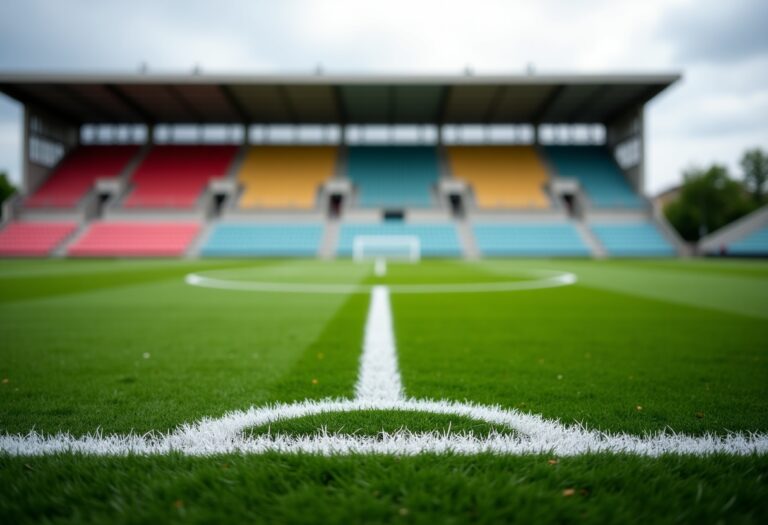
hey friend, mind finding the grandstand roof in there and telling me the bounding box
[0,73,680,125]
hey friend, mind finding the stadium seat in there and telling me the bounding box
[337,223,462,257]
[238,147,336,208]
[346,146,438,208]
[67,221,200,257]
[591,222,675,257]
[447,146,550,208]
[26,146,140,208]
[726,227,768,256]
[472,223,590,257]
[201,223,324,257]
[543,146,644,208]
[0,221,77,257]
[124,145,237,208]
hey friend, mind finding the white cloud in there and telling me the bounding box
[659,0,768,64]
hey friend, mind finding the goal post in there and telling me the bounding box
[353,235,421,262]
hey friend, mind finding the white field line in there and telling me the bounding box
[185,270,576,295]
[374,258,387,277]
[2,280,768,456]
[355,286,404,402]
[2,399,767,456]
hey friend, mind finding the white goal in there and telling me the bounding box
[353,235,421,262]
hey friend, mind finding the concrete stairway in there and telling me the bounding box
[186,220,217,258]
[455,218,479,260]
[51,221,90,258]
[225,143,250,179]
[573,220,606,259]
[119,143,152,183]
[319,219,340,259]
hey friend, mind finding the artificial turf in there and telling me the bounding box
[2,453,767,525]
[1,258,767,523]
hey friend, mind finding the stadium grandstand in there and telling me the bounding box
[698,204,768,257]
[0,73,686,259]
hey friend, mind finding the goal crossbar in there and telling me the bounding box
[353,235,421,262]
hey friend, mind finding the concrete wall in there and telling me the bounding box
[23,105,79,196]
[606,106,644,195]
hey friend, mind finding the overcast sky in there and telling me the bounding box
[0,0,766,194]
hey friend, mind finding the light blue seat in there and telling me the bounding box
[728,227,768,255]
[337,223,462,257]
[544,146,644,209]
[201,223,323,257]
[591,222,675,257]
[473,223,590,257]
[347,146,438,208]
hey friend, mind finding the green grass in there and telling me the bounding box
[1,454,766,524]
[395,262,768,435]
[1,258,767,523]
[247,411,513,437]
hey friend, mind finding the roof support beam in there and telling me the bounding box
[333,85,348,125]
[483,86,506,123]
[105,85,153,123]
[433,86,451,145]
[567,85,612,122]
[166,86,202,122]
[58,85,117,122]
[333,85,348,143]
[219,85,250,124]
[388,86,396,125]
[277,85,298,124]
[529,85,565,124]
[435,86,450,124]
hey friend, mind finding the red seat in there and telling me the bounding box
[26,146,139,208]
[67,221,200,257]
[0,221,77,256]
[124,146,237,209]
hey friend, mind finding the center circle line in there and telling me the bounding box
[184,270,577,294]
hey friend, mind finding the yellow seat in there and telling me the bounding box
[447,146,550,209]
[238,147,337,209]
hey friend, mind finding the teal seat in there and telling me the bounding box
[473,223,590,257]
[544,146,644,209]
[347,146,438,208]
[728,227,768,255]
[591,222,675,257]
[201,223,323,257]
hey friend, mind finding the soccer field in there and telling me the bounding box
[1,258,767,523]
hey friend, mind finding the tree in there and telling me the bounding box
[664,164,755,241]
[740,148,768,204]
[0,172,15,208]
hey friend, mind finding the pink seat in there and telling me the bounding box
[124,146,238,209]
[67,221,200,257]
[0,222,77,256]
[26,146,139,208]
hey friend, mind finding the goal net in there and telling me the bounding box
[353,235,421,262]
